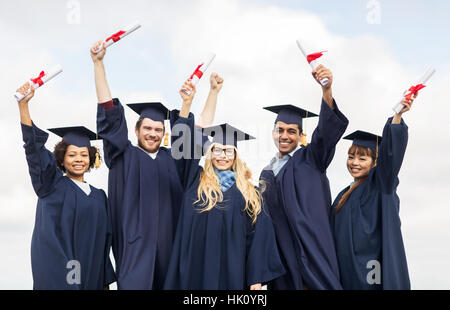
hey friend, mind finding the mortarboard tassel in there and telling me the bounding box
[95,132,101,168]
[300,133,308,147]
[163,132,169,146]
[374,136,379,167]
[300,110,309,147]
[95,148,101,168]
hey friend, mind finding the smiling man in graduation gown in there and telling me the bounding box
[90,41,222,289]
[91,43,183,290]
[260,65,349,290]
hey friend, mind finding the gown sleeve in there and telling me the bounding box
[245,201,286,287]
[170,110,209,189]
[96,98,130,168]
[21,122,62,198]
[374,117,409,194]
[102,191,117,286]
[308,99,349,172]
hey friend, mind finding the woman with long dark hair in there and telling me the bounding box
[330,95,417,290]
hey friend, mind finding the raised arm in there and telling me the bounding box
[195,73,223,128]
[91,41,112,103]
[16,83,60,197]
[307,65,349,172]
[91,41,129,167]
[171,80,211,189]
[313,65,334,109]
[374,95,415,193]
[16,82,33,126]
[172,80,201,188]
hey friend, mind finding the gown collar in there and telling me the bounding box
[69,178,91,196]
[137,145,159,159]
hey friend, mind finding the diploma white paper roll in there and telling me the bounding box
[14,65,63,102]
[94,21,141,53]
[393,67,436,114]
[296,39,329,86]
[183,53,216,96]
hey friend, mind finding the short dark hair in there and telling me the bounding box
[53,139,99,173]
[273,122,303,135]
[135,118,165,132]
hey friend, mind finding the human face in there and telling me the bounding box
[347,151,375,181]
[211,143,235,171]
[272,121,301,156]
[63,145,90,179]
[135,118,165,153]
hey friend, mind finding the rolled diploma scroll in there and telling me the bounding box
[14,65,63,102]
[296,39,329,86]
[393,67,436,113]
[183,53,216,96]
[94,21,141,53]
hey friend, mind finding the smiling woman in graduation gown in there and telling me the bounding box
[329,97,415,290]
[16,83,116,290]
[164,81,285,290]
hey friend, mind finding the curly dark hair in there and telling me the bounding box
[53,139,100,173]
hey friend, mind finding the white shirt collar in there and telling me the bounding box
[138,146,159,159]
[69,178,91,195]
[276,145,301,160]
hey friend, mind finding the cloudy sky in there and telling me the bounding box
[1,0,449,289]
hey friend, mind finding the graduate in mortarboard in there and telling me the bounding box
[15,83,116,290]
[259,65,349,290]
[164,80,285,290]
[329,95,417,290]
[90,41,223,289]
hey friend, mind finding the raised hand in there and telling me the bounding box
[398,92,417,115]
[179,79,196,105]
[312,64,333,90]
[209,72,224,93]
[90,41,106,63]
[393,92,417,124]
[16,82,35,105]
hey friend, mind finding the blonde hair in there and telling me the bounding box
[195,143,263,224]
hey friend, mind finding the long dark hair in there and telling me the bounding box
[334,145,377,213]
[53,139,100,173]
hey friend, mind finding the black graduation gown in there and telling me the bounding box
[97,98,183,290]
[330,117,410,290]
[259,99,348,290]
[21,123,116,290]
[164,112,285,290]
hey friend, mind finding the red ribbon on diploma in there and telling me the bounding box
[106,30,126,43]
[190,63,204,80]
[306,51,327,63]
[31,71,45,86]
[404,84,426,101]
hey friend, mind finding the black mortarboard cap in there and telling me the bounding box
[343,130,382,152]
[203,123,255,148]
[263,104,318,128]
[127,102,170,122]
[47,126,100,148]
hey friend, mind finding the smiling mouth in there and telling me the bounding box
[72,164,85,170]
[350,168,362,173]
[279,141,291,146]
[216,160,229,165]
